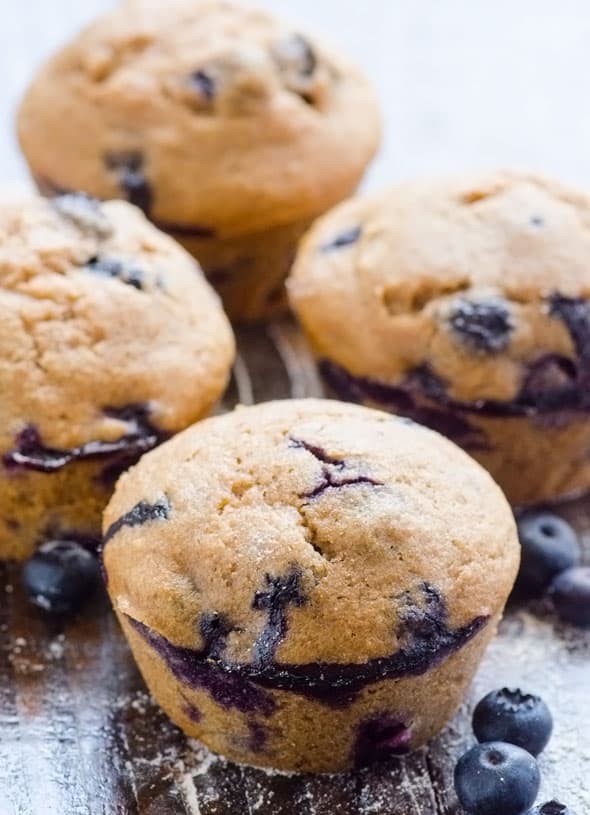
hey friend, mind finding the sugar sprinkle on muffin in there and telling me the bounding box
[103,398,518,773]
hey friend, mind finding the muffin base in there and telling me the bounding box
[162,217,315,324]
[117,611,499,774]
[0,461,109,560]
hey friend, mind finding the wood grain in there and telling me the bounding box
[0,324,589,815]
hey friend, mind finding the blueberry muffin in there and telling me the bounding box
[103,399,518,773]
[17,0,381,323]
[0,192,234,560]
[289,172,590,506]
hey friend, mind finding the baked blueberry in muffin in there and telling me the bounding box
[103,399,518,772]
[0,192,234,560]
[17,0,381,322]
[289,172,590,505]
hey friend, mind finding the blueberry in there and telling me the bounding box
[473,688,553,756]
[519,355,578,411]
[448,298,514,353]
[549,566,590,628]
[189,69,216,101]
[528,802,576,815]
[22,540,100,615]
[454,742,540,815]
[320,225,362,252]
[515,513,580,597]
[273,33,317,78]
[104,151,153,215]
[272,33,318,104]
[87,256,145,290]
[353,715,412,767]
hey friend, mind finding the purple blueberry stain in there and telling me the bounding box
[278,33,317,77]
[104,151,153,215]
[86,256,146,291]
[126,579,488,707]
[549,294,590,389]
[354,714,412,767]
[180,695,202,723]
[289,437,383,499]
[321,225,362,253]
[396,582,447,642]
[199,611,234,660]
[519,354,579,412]
[189,69,216,101]
[252,567,307,668]
[320,293,590,437]
[247,721,269,753]
[102,495,170,546]
[3,404,166,487]
[448,297,514,353]
[127,616,277,717]
[319,360,489,450]
[320,292,590,441]
[273,33,318,103]
[36,173,217,240]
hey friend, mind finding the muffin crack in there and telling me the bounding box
[289,436,383,499]
[293,504,330,560]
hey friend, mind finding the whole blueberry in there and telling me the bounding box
[454,742,540,815]
[528,802,576,815]
[473,688,553,756]
[22,540,100,615]
[515,513,580,597]
[549,566,590,628]
[448,297,513,353]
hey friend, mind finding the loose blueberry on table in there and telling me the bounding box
[472,688,553,756]
[454,742,541,815]
[515,512,580,597]
[549,566,590,628]
[528,802,576,815]
[22,540,101,615]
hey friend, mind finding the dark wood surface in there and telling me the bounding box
[0,322,588,815]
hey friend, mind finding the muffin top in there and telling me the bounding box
[18,0,381,237]
[289,172,590,410]
[103,399,518,696]
[0,192,234,470]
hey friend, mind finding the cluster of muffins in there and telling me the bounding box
[2,0,586,776]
